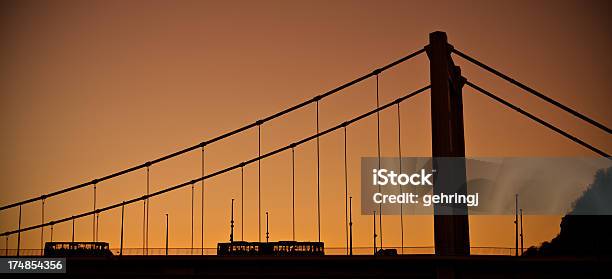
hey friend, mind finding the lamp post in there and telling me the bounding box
[265,212,269,243]
[230,199,234,243]
[165,214,169,256]
[373,210,377,255]
[520,209,524,255]
[349,197,353,256]
[120,204,124,256]
[515,194,518,256]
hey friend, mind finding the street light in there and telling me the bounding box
[165,214,169,256]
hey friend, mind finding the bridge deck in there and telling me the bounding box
[5,255,607,279]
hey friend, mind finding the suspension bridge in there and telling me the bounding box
[1,31,610,260]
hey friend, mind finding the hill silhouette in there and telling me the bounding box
[525,166,612,256]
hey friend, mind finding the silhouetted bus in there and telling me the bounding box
[44,242,113,257]
[217,241,324,256]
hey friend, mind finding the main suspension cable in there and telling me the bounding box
[453,48,611,135]
[466,81,609,158]
[0,85,430,237]
[0,48,426,213]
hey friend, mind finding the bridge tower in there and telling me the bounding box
[426,31,470,256]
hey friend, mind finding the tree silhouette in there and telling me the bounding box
[524,166,612,256]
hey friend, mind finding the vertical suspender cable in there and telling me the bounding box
[349,196,353,256]
[142,199,146,254]
[258,124,262,242]
[146,166,150,255]
[201,145,205,255]
[520,209,524,255]
[0,83,436,246]
[373,210,377,254]
[291,147,296,241]
[5,236,7,256]
[265,212,269,242]
[316,100,321,242]
[17,205,21,256]
[96,213,99,242]
[375,74,383,249]
[241,165,244,241]
[71,217,75,242]
[93,183,96,242]
[41,199,45,253]
[50,225,53,242]
[397,103,404,254]
[120,203,124,256]
[191,182,194,254]
[344,126,349,255]
[515,194,519,256]
[165,214,169,255]
[230,199,235,242]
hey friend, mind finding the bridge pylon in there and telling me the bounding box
[426,31,470,256]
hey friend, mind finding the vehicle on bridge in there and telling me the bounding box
[217,241,324,256]
[375,248,398,256]
[44,242,114,257]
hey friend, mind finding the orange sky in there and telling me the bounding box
[1,0,610,252]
